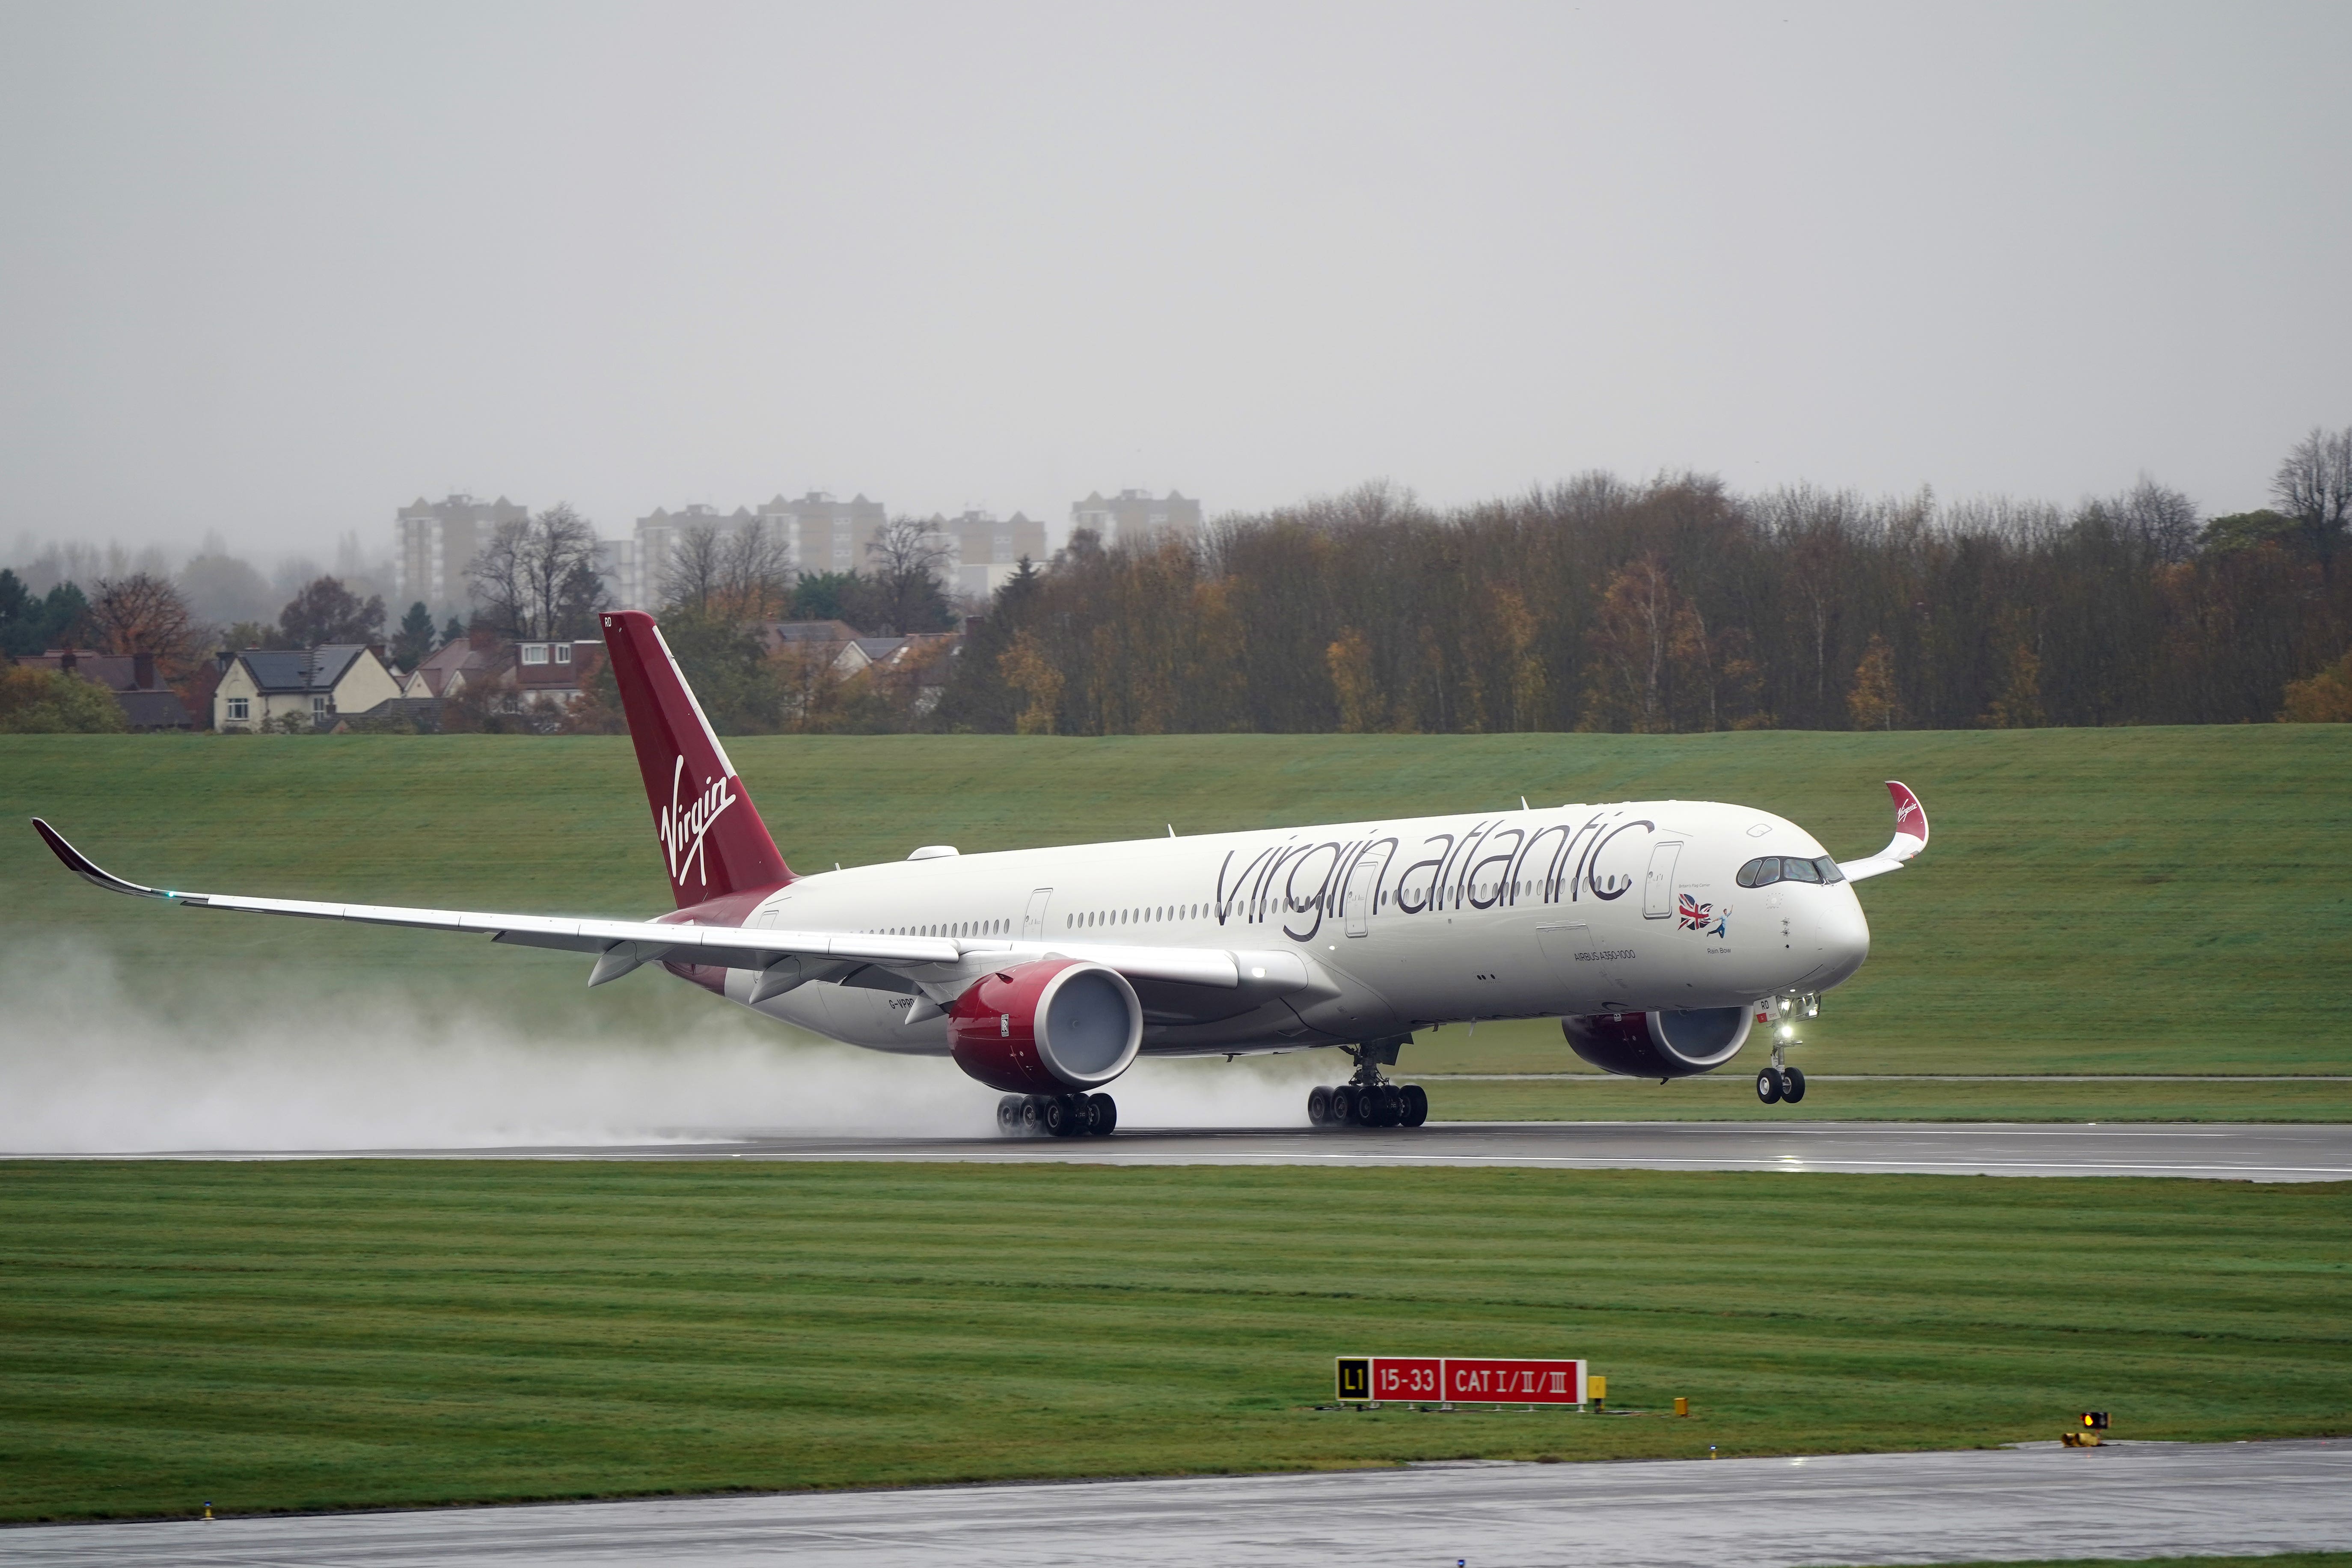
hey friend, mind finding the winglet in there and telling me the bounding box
[30,818,172,900]
[1836,781,1930,883]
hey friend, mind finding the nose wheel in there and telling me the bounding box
[1755,993,1816,1108]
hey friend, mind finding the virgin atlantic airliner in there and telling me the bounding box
[33,610,1929,1137]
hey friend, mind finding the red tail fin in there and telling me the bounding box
[600,610,794,907]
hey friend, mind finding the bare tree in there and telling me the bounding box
[2271,425,2352,561]
[2116,475,2201,565]
[659,522,727,617]
[471,504,606,638]
[863,516,954,635]
[717,519,794,620]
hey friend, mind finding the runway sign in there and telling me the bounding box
[1337,1356,1584,1405]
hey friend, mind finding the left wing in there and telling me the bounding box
[1836,780,1930,883]
[29,817,1257,996]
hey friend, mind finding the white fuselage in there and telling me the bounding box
[720,799,1871,1059]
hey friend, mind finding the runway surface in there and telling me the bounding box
[71,1121,2352,1180]
[11,1439,2346,1567]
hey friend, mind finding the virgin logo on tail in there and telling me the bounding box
[660,754,736,889]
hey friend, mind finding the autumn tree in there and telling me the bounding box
[2279,649,2352,722]
[998,629,1063,735]
[1580,555,1678,732]
[1848,634,1900,730]
[1981,615,2046,728]
[1327,628,1380,732]
[88,572,202,679]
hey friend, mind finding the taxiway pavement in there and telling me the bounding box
[78,1121,2352,1180]
[9,1439,2346,1567]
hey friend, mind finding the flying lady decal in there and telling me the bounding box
[1677,893,1728,938]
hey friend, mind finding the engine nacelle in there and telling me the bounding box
[947,959,1143,1094]
[1561,1006,1753,1078]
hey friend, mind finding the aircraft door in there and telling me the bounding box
[1642,841,1684,919]
[1022,888,1054,940]
[1342,844,1389,937]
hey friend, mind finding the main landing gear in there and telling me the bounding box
[1754,992,1817,1106]
[1309,1039,1429,1130]
[998,1092,1118,1138]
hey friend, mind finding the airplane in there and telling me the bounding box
[32,609,1929,1138]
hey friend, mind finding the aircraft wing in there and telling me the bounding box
[30,817,1246,992]
[1835,780,1930,883]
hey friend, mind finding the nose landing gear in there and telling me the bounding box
[1754,993,1817,1107]
[1309,1038,1428,1130]
[997,1092,1118,1137]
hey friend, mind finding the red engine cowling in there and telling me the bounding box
[947,959,1144,1093]
[1561,1006,1753,1078]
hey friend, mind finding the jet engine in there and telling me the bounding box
[947,959,1144,1093]
[1561,1006,1753,1078]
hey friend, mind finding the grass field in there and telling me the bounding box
[3,726,2347,1122]
[0,1159,2344,1522]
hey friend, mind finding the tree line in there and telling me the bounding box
[936,428,2352,734]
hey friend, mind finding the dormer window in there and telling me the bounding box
[522,644,549,665]
[553,644,573,664]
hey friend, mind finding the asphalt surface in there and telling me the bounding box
[11,1440,2346,1567]
[80,1121,2352,1180]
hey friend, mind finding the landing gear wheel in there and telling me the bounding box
[1401,1084,1429,1127]
[1088,1093,1118,1136]
[1354,1086,1384,1127]
[1042,1096,1072,1137]
[1020,1095,1045,1134]
[997,1095,1024,1134]
[1307,1085,1333,1126]
[1755,1068,1783,1105]
[1782,1067,1806,1104]
[1328,1085,1354,1126]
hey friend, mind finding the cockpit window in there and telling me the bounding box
[1814,856,1846,884]
[1736,857,1781,887]
[1739,854,1845,887]
[1782,857,1822,883]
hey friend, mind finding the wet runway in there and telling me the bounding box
[10,1439,2346,1567]
[51,1122,2352,1180]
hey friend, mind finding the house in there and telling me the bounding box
[400,634,601,711]
[506,638,602,707]
[212,645,403,731]
[753,619,861,659]
[399,635,497,700]
[18,648,195,730]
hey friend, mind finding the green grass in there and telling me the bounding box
[0,1160,2344,1522]
[3,726,2347,1108]
[1422,1075,2352,1123]
[1892,1559,2352,1568]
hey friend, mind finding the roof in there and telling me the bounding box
[116,689,193,729]
[757,619,860,647]
[405,637,495,697]
[234,645,374,694]
[22,650,151,692]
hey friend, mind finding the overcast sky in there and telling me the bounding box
[2,1,2346,561]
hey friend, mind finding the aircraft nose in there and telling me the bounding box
[1816,886,1871,988]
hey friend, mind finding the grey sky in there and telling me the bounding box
[2,1,2345,562]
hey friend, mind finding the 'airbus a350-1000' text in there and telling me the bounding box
[33,610,1930,1137]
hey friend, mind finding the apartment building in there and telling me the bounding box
[938,509,1048,598]
[1069,489,1203,549]
[393,494,529,615]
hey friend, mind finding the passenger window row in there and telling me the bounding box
[1736,855,1845,887]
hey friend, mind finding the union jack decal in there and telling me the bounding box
[1678,894,1729,938]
